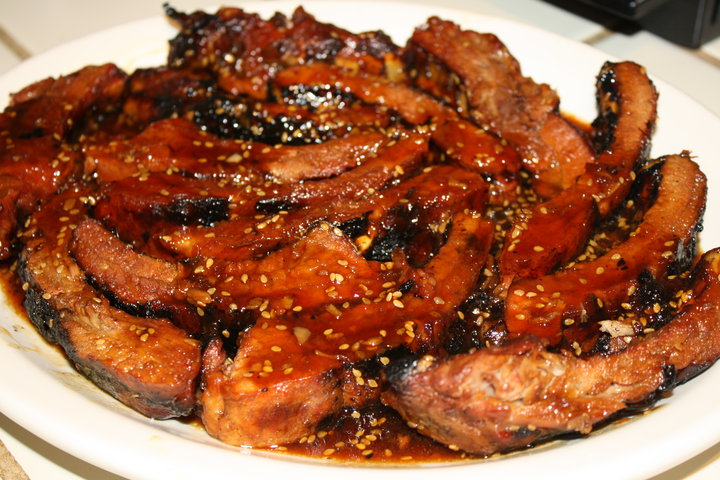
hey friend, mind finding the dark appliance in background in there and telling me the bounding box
[558,0,720,48]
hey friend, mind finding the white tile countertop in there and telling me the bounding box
[1,1,720,479]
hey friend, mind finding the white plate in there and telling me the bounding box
[1,2,720,479]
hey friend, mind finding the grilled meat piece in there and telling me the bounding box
[199,212,492,447]
[384,247,720,456]
[117,66,214,134]
[275,63,445,125]
[505,153,706,343]
[405,17,593,196]
[92,174,233,247]
[17,186,201,419]
[85,117,392,184]
[166,6,401,99]
[0,64,126,260]
[193,91,397,145]
[155,133,430,261]
[2,63,126,139]
[70,218,395,335]
[498,61,658,284]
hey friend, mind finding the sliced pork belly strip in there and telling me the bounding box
[274,63,522,184]
[156,134,430,260]
[0,64,126,259]
[85,117,390,183]
[384,247,720,456]
[199,212,493,447]
[92,174,235,246]
[405,17,594,195]
[158,163,484,264]
[498,61,658,284]
[505,154,706,343]
[275,63,446,125]
[430,117,521,177]
[69,218,394,334]
[166,6,400,99]
[2,63,126,139]
[17,187,200,419]
[581,61,658,216]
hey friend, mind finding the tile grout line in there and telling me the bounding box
[692,48,720,69]
[0,24,31,60]
[580,28,617,46]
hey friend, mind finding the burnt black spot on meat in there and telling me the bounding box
[254,196,300,214]
[382,350,419,385]
[337,215,369,238]
[304,37,343,62]
[201,310,256,358]
[193,94,338,144]
[365,225,418,262]
[17,128,45,139]
[591,63,619,154]
[152,196,229,226]
[17,261,60,343]
[634,269,673,329]
[276,84,355,110]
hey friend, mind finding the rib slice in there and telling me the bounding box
[383,247,720,456]
[85,117,390,183]
[404,16,594,195]
[0,64,127,259]
[199,213,493,447]
[498,62,658,285]
[504,153,706,343]
[166,6,400,99]
[17,186,201,419]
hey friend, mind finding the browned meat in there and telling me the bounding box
[166,6,401,99]
[499,188,598,283]
[0,64,127,259]
[199,212,493,447]
[117,66,214,134]
[275,63,445,125]
[498,61,658,285]
[92,174,235,246]
[70,217,395,334]
[2,63,126,139]
[17,186,201,419]
[156,160,482,264]
[405,17,594,196]
[155,133,430,260]
[274,63,522,195]
[505,154,706,343]
[384,247,720,456]
[194,90,398,145]
[430,117,521,177]
[4,3,720,462]
[85,117,394,184]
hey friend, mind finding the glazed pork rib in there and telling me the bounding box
[3,3,720,461]
[383,246,720,456]
[504,153,706,343]
[404,16,594,196]
[17,186,201,419]
[498,61,658,284]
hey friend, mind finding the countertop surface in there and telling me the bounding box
[1,1,719,479]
